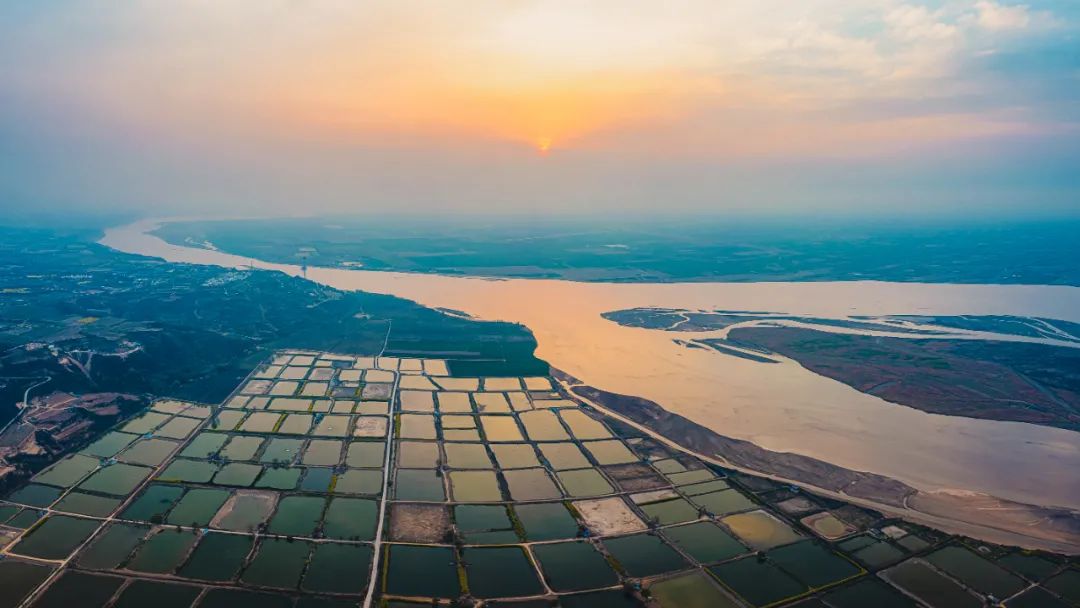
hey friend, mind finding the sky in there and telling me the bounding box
[0,1,1077,217]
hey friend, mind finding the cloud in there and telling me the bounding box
[976,1,1031,30]
[0,0,1077,216]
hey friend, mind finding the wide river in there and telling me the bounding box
[102,220,1080,513]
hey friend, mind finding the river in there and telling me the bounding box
[101,220,1080,516]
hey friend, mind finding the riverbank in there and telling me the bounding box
[101,219,1080,551]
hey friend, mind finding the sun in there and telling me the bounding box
[536,136,553,155]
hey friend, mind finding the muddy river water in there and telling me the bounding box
[102,220,1080,514]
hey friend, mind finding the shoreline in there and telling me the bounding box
[99,218,1080,551]
[561,374,1080,554]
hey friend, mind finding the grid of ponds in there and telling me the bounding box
[0,350,1076,607]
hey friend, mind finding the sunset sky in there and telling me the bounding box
[1,1,1077,216]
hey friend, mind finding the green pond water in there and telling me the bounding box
[78,523,148,569]
[177,532,253,581]
[1009,587,1073,608]
[32,571,123,608]
[897,534,931,552]
[199,588,293,608]
[668,468,716,485]
[767,541,862,588]
[532,541,619,592]
[254,467,301,490]
[515,502,579,541]
[925,546,1025,599]
[122,484,185,521]
[650,572,740,608]
[32,454,100,487]
[0,560,54,608]
[466,530,520,544]
[11,515,100,559]
[155,416,201,439]
[180,433,228,458]
[456,506,517,541]
[302,543,373,594]
[213,463,263,487]
[333,469,383,495]
[394,469,445,501]
[53,491,120,517]
[1044,571,1080,604]
[682,479,730,496]
[346,441,385,467]
[220,436,264,460]
[268,495,325,536]
[158,459,219,483]
[837,534,877,552]
[80,431,139,458]
[322,497,377,540]
[558,469,614,497]
[455,504,511,531]
[121,411,170,434]
[996,553,1058,581]
[111,580,202,608]
[640,498,699,525]
[300,467,334,492]
[709,557,809,606]
[464,546,544,598]
[603,533,689,577]
[7,483,61,507]
[823,578,917,608]
[4,509,41,529]
[119,438,179,466]
[384,544,459,599]
[78,462,152,496]
[851,539,906,569]
[260,437,304,464]
[559,590,642,608]
[126,529,198,573]
[651,458,687,474]
[691,489,756,516]
[295,598,358,608]
[241,538,312,589]
[662,521,747,563]
[883,559,981,608]
[166,488,230,526]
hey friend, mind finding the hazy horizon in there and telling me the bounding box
[2,1,1078,217]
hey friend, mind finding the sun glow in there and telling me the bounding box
[536,137,553,154]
